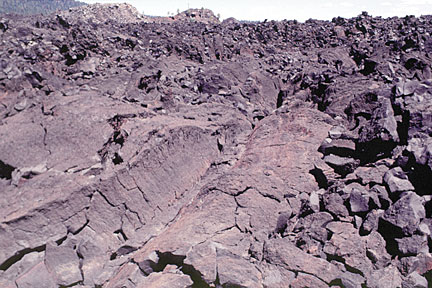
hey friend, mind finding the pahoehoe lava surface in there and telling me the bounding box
[0,3,432,287]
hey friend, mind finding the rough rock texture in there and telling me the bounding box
[0,4,432,287]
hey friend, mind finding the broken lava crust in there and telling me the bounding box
[0,3,432,288]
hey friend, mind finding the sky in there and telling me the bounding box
[81,0,432,22]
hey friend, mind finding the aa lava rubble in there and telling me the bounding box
[0,3,431,288]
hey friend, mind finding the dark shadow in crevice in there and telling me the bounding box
[0,244,46,271]
[377,218,403,258]
[151,251,211,288]
[309,167,328,189]
[0,160,15,180]
[276,90,286,108]
[112,153,124,165]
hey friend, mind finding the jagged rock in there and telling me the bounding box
[319,137,356,157]
[365,231,392,269]
[324,154,359,176]
[353,164,388,186]
[136,271,193,288]
[381,192,425,236]
[292,212,333,255]
[323,192,350,218]
[44,242,83,286]
[308,190,321,213]
[402,271,429,288]
[347,183,371,213]
[323,222,372,274]
[384,167,415,195]
[15,262,57,288]
[1,250,44,282]
[339,271,366,288]
[264,238,341,284]
[216,250,262,288]
[1,3,432,287]
[367,264,403,288]
[370,184,391,209]
[361,209,384,234]
[396,235,429,256]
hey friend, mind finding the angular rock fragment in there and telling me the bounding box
[381,192,425,236]
[15,262,57,288]
[367,265,402,288]
[319,137,356,157]
[348,184,371,213]
[396,235,429,256]
[402,271,428,288]
[44,242,83,286]
[324,154,359,176]
[264,238,341,285]
[384,167,415,195]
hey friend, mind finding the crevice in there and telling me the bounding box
[56,235,68,245]
[98,114,134,165]
[114,228,128,242]
[123,203,145,226]
[377,218,403,257]
[329,279,345,287]
[257,190,281,203]
[112,152,124,165]
[71,219,89,235]
[76,249,84,287]
[0,159,15,180]
[276,90,286,108]
[146,251,211,288]
[217,139,224,153]
[0,244,46,271]
[326,253,364,277]
[224,186,252,197]
[40,123,52,155]
[309,167,328,189]
[110,245,138,260]
[97,191,117,208]
[424,270,432,288]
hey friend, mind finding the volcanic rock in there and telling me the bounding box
[1,3,432,287]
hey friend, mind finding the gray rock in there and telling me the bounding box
[324,154,360,176]
[367,265,402,288]
[323,192,350,218]
[44,242,83,286]
[354,164,388,186]
[396,235,429,256]
[264,238,341,284]
[349,185,370,213]
[15,262,57,288]
[384,167,415,194]
[309,190,321,213]
[402,271,428,288]
[361,209,384,234]
[382,192,425,236]
[319,138,356,157]
[136,271,193,288]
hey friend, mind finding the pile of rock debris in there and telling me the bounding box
[0,4,431,288]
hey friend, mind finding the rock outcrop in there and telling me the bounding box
[0,4,431,287]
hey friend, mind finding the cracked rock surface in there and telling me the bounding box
[0,4,432,287]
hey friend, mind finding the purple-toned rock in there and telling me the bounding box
[44,242,83,286]
[384,167,415,194]
[381,192,425,236]
[15,262,57,288]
